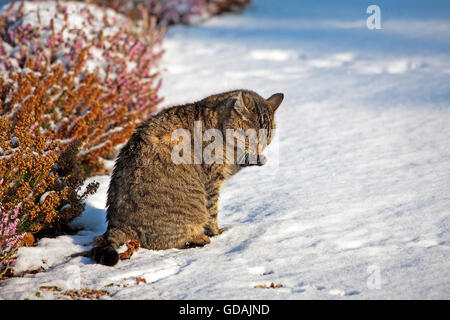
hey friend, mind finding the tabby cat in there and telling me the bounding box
[89,89,283,266]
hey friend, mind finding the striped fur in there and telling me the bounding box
[90,90,283,266]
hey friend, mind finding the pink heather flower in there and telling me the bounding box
[1,204,25,261]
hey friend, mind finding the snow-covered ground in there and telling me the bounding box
[1,0,450,299]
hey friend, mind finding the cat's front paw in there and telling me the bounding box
[239,153,267,167]
[205,227,226,237]
[185,234,211,248]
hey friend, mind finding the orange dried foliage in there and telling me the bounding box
[118,239,141,260]
[136,277,147,284]
[2,60,137,176]
[254,282,283,289]
[0,60,105,233]
[17,232,35,247]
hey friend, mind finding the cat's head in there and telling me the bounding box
[226,90,283,152]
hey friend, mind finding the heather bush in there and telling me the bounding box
[0,1,163,272]
[0,204,24,277]
[0,64,101,227]
[0,95,97,273]
[0,1,164,173]
[90,0,251,25]
[206,0,251,18]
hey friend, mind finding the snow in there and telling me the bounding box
[5,1,125,42]
[1,0,450,299]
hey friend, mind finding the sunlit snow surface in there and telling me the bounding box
[1,0,449,299]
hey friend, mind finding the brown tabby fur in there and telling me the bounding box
[89,90,283,266]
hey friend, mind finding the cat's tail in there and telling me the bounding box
[88,234,120,266]
[67,230,128,266]
[65,246,118,267]
[88,245,119,266]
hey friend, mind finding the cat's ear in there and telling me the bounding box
[266,93,284,112]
